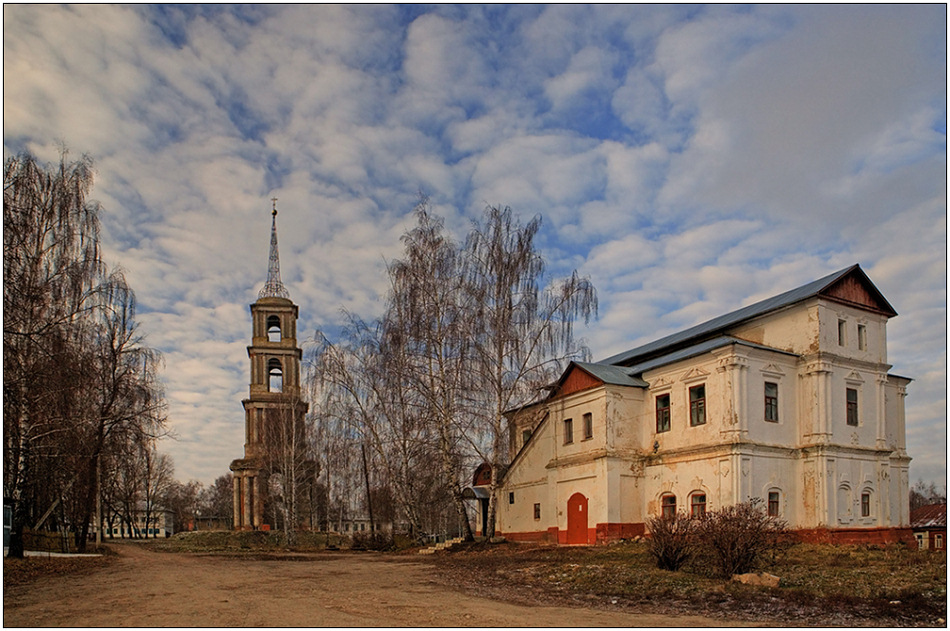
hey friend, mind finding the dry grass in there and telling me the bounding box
[429,540,947,627]
[6,533,944,626]
[146,529,352,553]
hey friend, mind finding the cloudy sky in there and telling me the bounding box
[4,4,946,489]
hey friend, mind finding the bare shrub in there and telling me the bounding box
[647,512,696,571]
[695,498,788,578]
[350,531,393,551]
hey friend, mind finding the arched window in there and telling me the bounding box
[861,489,873,518]
[268,358,283,392]
[661,494,677,519]
[690,492,706,518]
[267,315,281,343]
[767,490,781,517]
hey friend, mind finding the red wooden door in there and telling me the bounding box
[566,492,588,544]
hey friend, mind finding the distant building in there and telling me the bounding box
[487,265,913,545]
[97,506,175,539]
[910,504,946,550]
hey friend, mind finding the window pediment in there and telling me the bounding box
[680,367,709,384]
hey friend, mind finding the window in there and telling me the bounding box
[861,492,871,517]
[522,429,532,447]
[846,388,859,426]
[857,324,867,351]
[267,315,281,343]
[936,534,944,549]
[508,492,515,505]
[689,385,706,426]
[583,413,593,440]
[764,382,779,422]
[838,319,847,346]
[656,394,671,433]
[916,533,925,549]
[690,493,706,518]
[268,357,283,392]
[563,418,574,444]
[768,491,780,517]
[534,503,541,520]
[661,495,676,518]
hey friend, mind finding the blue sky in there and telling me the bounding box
[4,4,946,488]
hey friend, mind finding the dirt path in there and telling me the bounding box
[4,542,747,627]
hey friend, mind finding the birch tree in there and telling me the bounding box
[4,151,167,554]
[385,199,476,541]
[463,205,597,537]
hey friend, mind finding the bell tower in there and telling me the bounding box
[230,200,309,530]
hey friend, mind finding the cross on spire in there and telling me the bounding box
[259,200,290,300]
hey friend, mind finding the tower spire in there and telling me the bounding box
[259,198,290,300]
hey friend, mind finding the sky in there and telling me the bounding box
[4,4,947,490]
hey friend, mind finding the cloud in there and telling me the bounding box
[3,5,944,488]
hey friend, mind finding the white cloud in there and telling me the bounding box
[4,5,944,488]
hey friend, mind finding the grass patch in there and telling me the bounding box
[4,554,113,591]
[430,540,947,626]
[147,529,351,553]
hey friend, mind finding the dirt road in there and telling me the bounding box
[4,542,744,627]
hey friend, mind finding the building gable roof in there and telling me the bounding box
[600,264,895,367]
[911,503,947,530]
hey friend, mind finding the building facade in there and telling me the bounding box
[493,265,913,545]
[230,204,309,530]
[910,504,946,550]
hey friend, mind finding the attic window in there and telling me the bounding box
[689,385,706,426]
[656,394,671,433]
[563,418,574,444]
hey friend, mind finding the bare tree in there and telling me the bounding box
[198,474,234,529]
[164,479,202,533]
[4,150,167,554]
[463,205,597,537]
[4,151,105,556]
[260,393,313,545]
[910,479,947,511]
[309,315,444,539]
[384,199,476,540]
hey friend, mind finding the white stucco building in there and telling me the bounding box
[487,265,913,545]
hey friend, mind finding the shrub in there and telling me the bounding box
[646,511,696,571]
[350,531,394,551]
[695,498,788,578]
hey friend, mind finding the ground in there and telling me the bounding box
[3,541,747,627]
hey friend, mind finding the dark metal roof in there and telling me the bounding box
[573,362,649,388]
[624,336,797,376]
[911,504,947,529]
[600,264,893,367]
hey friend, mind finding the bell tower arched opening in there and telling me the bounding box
[267,315,281,342]
[268,357,283,393]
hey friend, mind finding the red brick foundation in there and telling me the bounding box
[794,527,916,546]
[596,522,646,544]
[500,524,915,547]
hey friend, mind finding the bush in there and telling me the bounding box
[350,531,394,551]
[695,498,788,578]
[646,512,696,571]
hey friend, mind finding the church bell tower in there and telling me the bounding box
[230,200,308,530]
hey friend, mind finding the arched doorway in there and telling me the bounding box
[566,492,588,544]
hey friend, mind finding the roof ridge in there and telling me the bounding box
[599,265,868,366]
